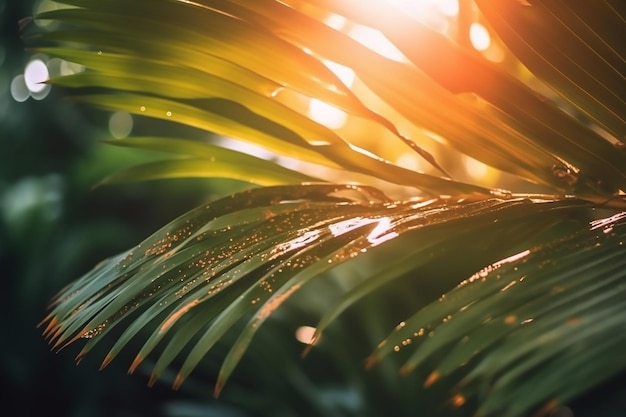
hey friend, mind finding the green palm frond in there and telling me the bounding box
[41,185,587,391]
[27,0,626,416]
[475,0,626,141]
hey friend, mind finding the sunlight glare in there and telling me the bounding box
[323,60,356,88]
[308,98,347,129]
[24,59,49,93]
[215,137,276,160]
[323,13,347,31]
[389,0,454,33]
[348,25,407,62]
[464,155,489,180]
[367,217,398,246]
[395,152,421,171]
[328,217,398,247]
[439,0,459,17]
[469,22,491,52]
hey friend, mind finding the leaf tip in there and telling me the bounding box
[173,374,185,391]
[364,356,379,370]
[148,373,159,388]
[40,315,59,339]
[75,348,89,365]
[18,16,34,33]
[450,393,466,408]
[424,371,439,387]
[213,381,224,398]
[128,354,143,374]
[530,399,560,417]
[100,354,113,370]
[398,364,414,377]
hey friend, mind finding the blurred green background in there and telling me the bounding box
[0,1,235,415]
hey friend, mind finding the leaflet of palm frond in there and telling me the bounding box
[84,137,317,186]
[308,0,626,195]
[369,212,626,417]
[164,0,570,189]
[177,0,581,190]
[40,184,590,396]
[475,0,626,142]
[30,51,488,195]
[94,94,493,195]
[225,0,577,189]
[212,198,591,396]
[32,2,453,180]
[312,198,588,341]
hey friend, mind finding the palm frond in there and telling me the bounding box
[96,136,316,186]
[41,185,589,390]
[26,0,626,416]
[369,212,626,416]
[475,0,626,141]
[28,0,495,196]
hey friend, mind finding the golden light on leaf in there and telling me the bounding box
[348,25,407,62]
[463,155,501,185]
[396,152,422,172]
[323,60,356,88]
[308,98,348,129]
[323,13,348,31]
[463,155,488,179]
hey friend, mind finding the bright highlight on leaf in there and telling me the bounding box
[348,25,407,62]
[307,98,348,129]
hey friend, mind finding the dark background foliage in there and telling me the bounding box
[1,2,217,415]
[1,1,625,417]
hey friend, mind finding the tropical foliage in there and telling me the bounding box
[23,0,626,416]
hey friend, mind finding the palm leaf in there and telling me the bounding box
[27,0,626,416]
[95,136,317,187]
[475,0,626,141]
[369,212,626,416]
[41,185,589,391]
